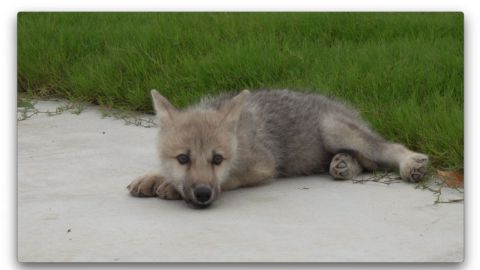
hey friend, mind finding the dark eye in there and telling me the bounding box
[212,154,224,165]
[176,154,190,165]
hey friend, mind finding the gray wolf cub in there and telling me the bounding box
[127,89,428,208]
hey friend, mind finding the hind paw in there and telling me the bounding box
[400,153,429,182]
[329,153,362,180]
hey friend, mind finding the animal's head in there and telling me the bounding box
[151,89,250,209]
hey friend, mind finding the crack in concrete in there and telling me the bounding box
[351,172,464,205]
[351,171,403,185]
[415,178,464,205]
[17,98,157,128]
[17,99,84,121]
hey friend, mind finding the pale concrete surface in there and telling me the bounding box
[17,101,464,262]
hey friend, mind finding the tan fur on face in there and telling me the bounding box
[160,111,235,162]
[152,91,248,203]
[159,110,237,186]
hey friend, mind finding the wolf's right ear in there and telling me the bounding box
[151,89,177,125]
[219,89,250,131]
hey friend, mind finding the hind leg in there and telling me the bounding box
[329,153,363,180]
[323,116,429,182]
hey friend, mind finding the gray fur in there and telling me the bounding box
[199,89,386,177]
[128,89,429,208]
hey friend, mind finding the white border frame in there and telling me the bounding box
[3,1,476,269]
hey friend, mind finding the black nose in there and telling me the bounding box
[193,186,212,203]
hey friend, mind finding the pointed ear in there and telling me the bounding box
[151,89,177,126]
[220,89,250,129]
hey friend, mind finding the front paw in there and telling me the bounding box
[155,182,182,200]
[127,173,182,200]
[127,174,161,197]
[399,153,429,182]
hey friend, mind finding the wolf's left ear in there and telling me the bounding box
[151,89,177,126]
[220,89,250,129]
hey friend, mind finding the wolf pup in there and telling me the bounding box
[127,89,428,209]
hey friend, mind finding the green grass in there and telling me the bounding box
[17,12,464,171]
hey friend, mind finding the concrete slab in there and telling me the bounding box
[17,101,464,262]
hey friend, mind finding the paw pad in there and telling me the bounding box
[337,161,347,169]
[400,153,429,183]
[329,153,362,180]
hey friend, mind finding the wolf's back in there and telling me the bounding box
[199,89,366,176]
